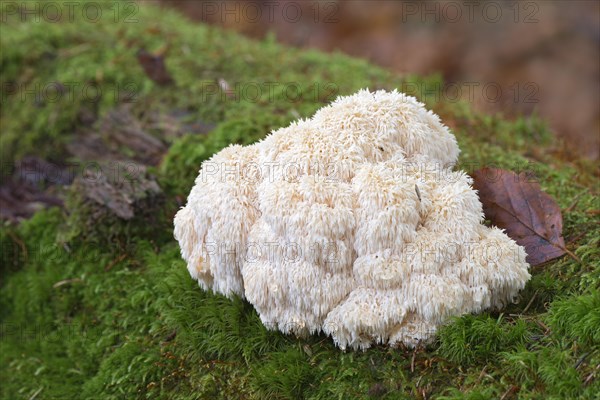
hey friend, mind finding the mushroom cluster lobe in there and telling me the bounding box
[174,90,530,350]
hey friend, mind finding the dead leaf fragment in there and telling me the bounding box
[472,168,569,266]
[137,49,173,85]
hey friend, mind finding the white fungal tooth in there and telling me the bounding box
[174,89,531,350]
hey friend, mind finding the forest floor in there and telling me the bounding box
[1,2,598,399]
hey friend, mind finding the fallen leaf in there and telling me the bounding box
[137,49,173,85]
[472,167,571,266]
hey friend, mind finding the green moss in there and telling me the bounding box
[437,314,534,364]
[546,291,600,348]
[0,224,22,285]
[1,1,599,399]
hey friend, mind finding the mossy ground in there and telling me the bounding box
[1,2,598,399]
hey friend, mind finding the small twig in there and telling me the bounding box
[521,290,538,314]
[559,245,581,263]
[566,231,587,245]
[583,364,599,386]
[104,254,127,271]
[499,387,511,400]
[574,352,590,370]
[57,43,91,58]
[53,278,82,289]
[29,387,43,400]
[411,349,416,373]
[584,373,595,385]
[564,189,588,213]
[163,330,177,343]
[7,230,27,262]
[535,320,550,334]
[476,366,487,384]
[207,359,236,366]
[500,385,518,400]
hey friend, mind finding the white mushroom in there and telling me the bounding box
[174,89,531,350]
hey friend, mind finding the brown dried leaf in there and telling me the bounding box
[137,49,173,86]
[472,168,568,266]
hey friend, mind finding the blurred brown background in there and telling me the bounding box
[159,0,600,160]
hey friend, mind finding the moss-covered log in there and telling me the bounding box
[1,2,598,399]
